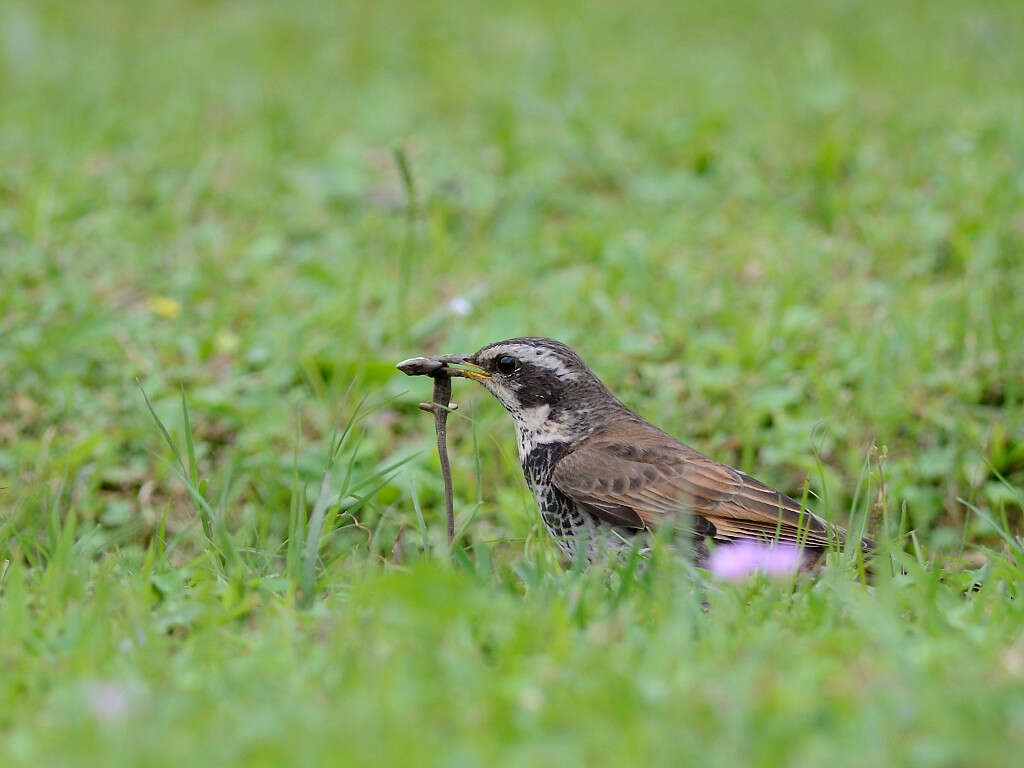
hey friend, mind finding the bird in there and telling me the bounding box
[439,337,871,567]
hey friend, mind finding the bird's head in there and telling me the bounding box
[444,337,624,454]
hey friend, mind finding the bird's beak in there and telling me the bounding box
[436,353,491,382]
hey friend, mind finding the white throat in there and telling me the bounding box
[512,404,571,461]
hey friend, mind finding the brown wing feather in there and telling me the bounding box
[551,423,844,548]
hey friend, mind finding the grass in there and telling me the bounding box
[1,0,1023,764]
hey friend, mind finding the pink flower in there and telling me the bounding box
[707,541,803,580]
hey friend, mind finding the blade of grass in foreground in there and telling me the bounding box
[300,431,344,608]
[181,386,205,536]
[297,394,415,607]
[137,381,232,567]
[959,496,1024,564]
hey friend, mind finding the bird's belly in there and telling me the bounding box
[530,483,639,561]
[520,442,639,560]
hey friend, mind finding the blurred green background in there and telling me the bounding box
[3,0,1022,555]
[2,1,1024,765]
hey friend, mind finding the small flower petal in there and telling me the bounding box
[448,296,472,316]
[85,682,138,723]
[708,541,802,581]
[148,295,181,319]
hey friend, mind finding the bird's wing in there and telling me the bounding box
[551,430,842,548]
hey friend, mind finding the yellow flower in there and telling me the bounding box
[215,329,240,354]
[148,295,182,319]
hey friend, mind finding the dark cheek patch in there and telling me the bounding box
[512,369,562,408]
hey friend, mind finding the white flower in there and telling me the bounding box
[84,681,141,723]
[448,297,472,316]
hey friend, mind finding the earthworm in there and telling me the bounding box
[397,356,458,546]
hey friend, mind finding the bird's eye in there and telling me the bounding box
[496,356,518,375]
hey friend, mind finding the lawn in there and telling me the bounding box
[2,0,1023,765]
